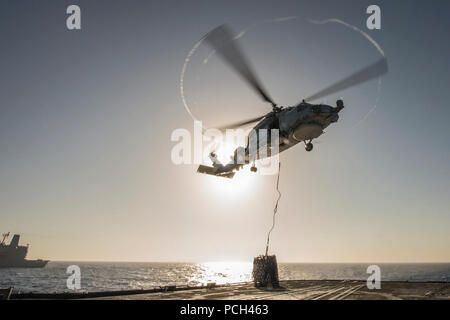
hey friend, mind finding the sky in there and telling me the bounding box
[1,0,449,263]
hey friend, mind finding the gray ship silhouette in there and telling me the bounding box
[0,232,49,268]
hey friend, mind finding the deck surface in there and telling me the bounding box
[91,280,450,300]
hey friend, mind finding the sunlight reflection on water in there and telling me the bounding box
[189,261,253,285]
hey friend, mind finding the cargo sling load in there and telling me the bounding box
[0,233,49,268]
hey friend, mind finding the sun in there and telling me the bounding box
[209,166,255,196]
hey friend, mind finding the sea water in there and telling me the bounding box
[0,262,449,293]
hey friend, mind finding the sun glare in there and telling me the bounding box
[203,142,256,197]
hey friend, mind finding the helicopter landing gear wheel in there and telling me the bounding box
[250,165,257,173]
[305,142,313,152]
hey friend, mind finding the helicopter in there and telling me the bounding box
[196,25,388,178]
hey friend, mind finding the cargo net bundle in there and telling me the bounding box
[252,255,279,288]
[252,163,281,288]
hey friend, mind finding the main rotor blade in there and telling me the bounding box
[217,115,265,131]
[203,25,276,106]
[304,57,388,103]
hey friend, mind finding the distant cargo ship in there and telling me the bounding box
[0,233,49,268]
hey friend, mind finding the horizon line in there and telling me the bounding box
[43,260,450,264]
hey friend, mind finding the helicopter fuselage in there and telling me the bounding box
[246,101,340,160]
[197,101,343,177]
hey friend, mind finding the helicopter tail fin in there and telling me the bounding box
[197,165,235,179]
[335,99,344,112]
